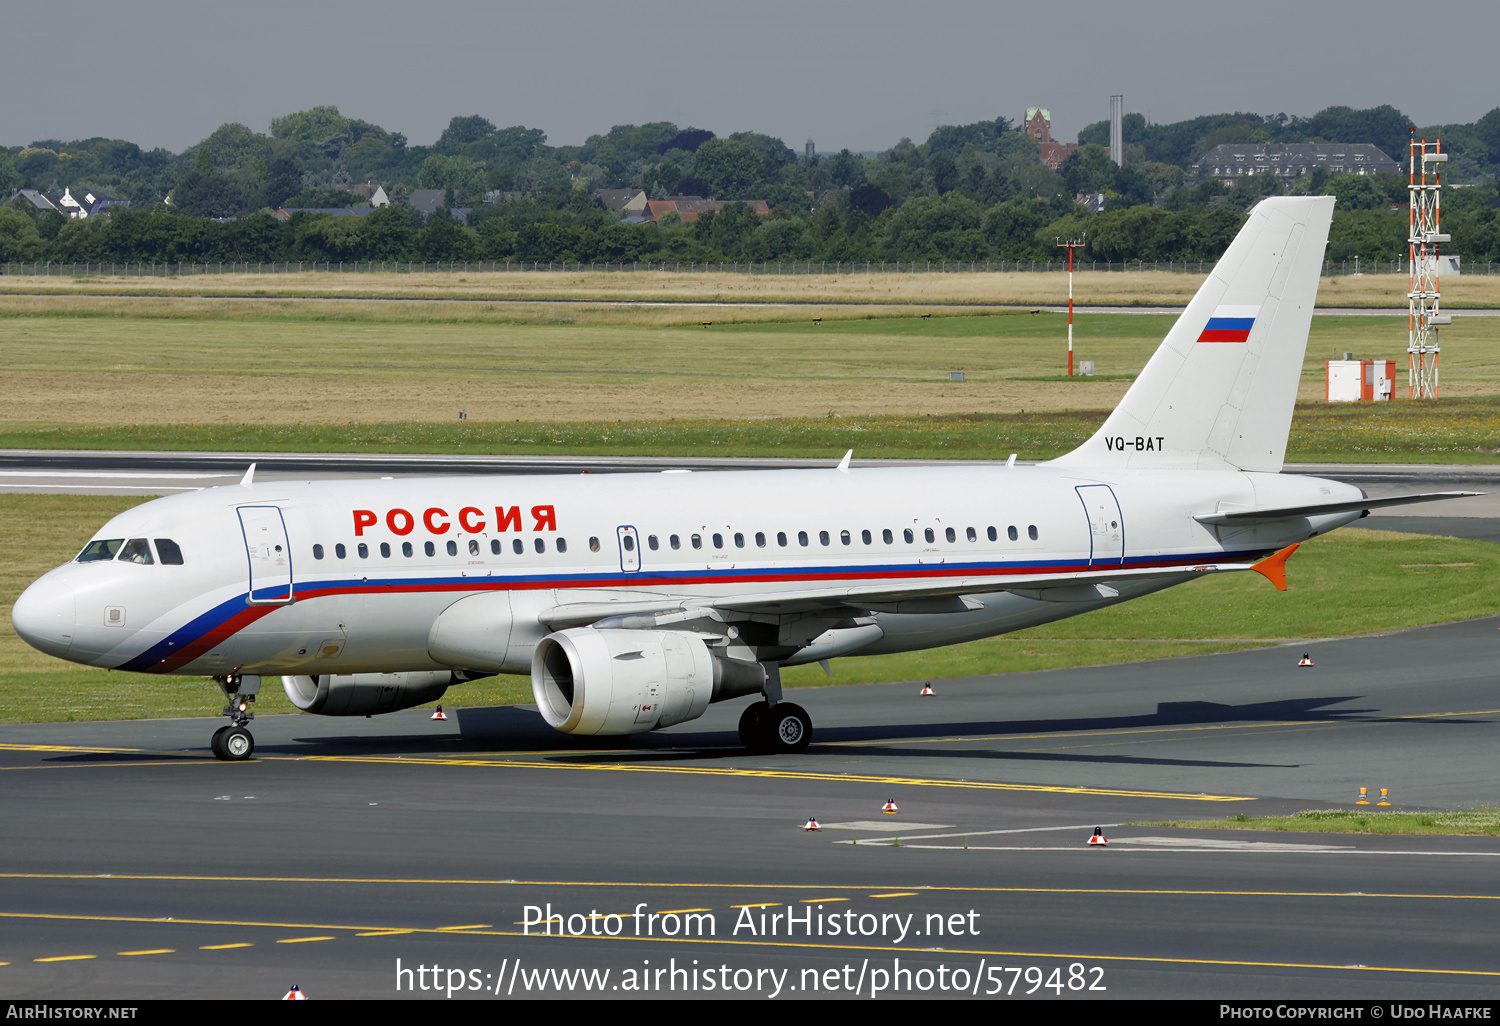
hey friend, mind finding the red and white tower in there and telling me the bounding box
[1057,234,1086,376]
[1408,135,1448,399]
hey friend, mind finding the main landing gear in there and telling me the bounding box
[737,663,812,754]
[211,673,259,761]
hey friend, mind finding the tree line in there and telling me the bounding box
[3,104,1499,267]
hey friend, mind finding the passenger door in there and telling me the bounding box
[238,505,295,605]
[1075,485,1124,567]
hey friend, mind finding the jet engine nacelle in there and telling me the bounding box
[281,671,453,716]
[531,627,765,735]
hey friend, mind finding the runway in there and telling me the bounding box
[1,615,1498,999]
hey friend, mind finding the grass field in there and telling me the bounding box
[3,267,1498,308]
[2,494,1497,723]
[1,305,1497,460]
[1134,810,1500,835]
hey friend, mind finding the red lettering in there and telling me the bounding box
[423,507,450,534]
[531,505,557,532]
[353,510,377,536]
[495,506,521,532]
[458,507,485,533]
[387,508,414,535]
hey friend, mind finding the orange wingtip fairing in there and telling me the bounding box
[1251,543,1300,592]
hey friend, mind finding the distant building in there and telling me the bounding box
[645,197,771,224]
[1024,107,1078,170]
[12,187,121,219]
[591,188,648,214]
[1193,143,1400,185]
[806,138,815,160]
[347,183,389,207]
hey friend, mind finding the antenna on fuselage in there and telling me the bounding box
[837,450,853,474]
[239,463,256,488]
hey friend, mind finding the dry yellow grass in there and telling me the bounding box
[5,268,1497,307]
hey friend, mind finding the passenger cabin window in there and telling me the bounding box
[861,530,871,545]
[691,534,702,550]
[945,527,956,543]
[447,540,458,556]
[623,535,635,552]
[712,533,723,549]
[987,527,997,542]
[1029,525,1039,540]
[777,532,788,546]
[819,531,830,546]
[513,539,524,554]
[405,542,416,557]
[380,543,391,558]
[155,539,185,564]
[556,538,567,553]
[469,540,479,556]
[798,531,809,547]
[755,532,767,548]
[966,527,977,542]
[422,541,433,557]
[1008,526,1019,541]
[534,538,545,553]
[589,537,601,552]
[883,529,893,544]
[335,543,347,559]
[903,528,914,543]
[670,535,681,550]
[734,533,745,548]
[313,544,325,560]
[924,528,935,543]
[648,535,659,551]
[491,540,503,555]
[119,539,153,565]
[358,543,369,559]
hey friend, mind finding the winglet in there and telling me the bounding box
[239,463,256,488]
[837,450,853,474]
[1251,543,1300,592]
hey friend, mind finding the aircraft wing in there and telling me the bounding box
[536,558,1264,627]
[1193,491,1479,525]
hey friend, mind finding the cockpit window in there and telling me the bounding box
[118,538,154,564]
[154,539,184,565]
[77,539,123,562]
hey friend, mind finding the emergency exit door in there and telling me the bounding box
[617,525,641,573]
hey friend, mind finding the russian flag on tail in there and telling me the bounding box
[1196,305,1259,344]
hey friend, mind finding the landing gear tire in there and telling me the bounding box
[764,703,812,754]
[738,702,770,753]
[210,725,230,759]
[216,726,255,761]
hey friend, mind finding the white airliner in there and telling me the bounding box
[12,196,1471,760]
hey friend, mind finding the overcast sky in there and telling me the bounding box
[6,0,1496,154]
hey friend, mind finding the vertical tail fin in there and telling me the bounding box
[1054,196,1334,473]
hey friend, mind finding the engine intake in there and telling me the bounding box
[281,671,454,716]
[531,628,765,735]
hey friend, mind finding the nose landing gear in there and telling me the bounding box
[211,673,259,761]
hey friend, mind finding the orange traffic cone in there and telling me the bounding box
[1298,653,1314,667]
[283,985,308,1000]
[882,799,899,814]
[1087,827,1108,847]
[920,683,935,696]
[804,817,821,832]
[431,706,447,720]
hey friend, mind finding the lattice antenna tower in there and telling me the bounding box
[1408,134,1449,399]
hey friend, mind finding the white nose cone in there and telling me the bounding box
[12,579,74,659]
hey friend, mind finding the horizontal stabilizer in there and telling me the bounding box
[1194,491,1480,525]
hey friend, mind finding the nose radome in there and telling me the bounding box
[11,578,75,660]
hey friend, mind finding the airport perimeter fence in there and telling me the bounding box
[0,258,1490,277]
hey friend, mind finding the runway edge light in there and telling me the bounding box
[431,705,447,721]
[920,682,935,696]
[1298,653,1314,667]
[283,985,308,1000]
[882,799,899,814]
[804,817,821,832]
[1088,827,1108,847]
